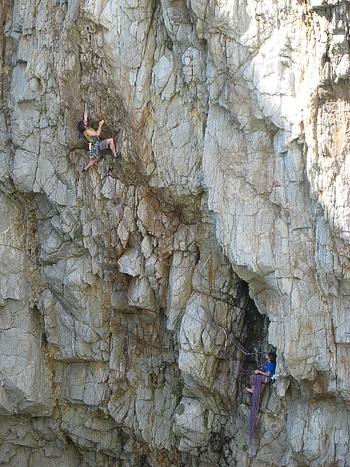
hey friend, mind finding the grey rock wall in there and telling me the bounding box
[0,0,350,466]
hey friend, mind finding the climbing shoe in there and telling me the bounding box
[115,152,121,159]
[82,168,87,172]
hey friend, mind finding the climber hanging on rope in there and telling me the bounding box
[77,104,121,172]
[245,353,276,394]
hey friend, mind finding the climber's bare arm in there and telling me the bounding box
[83,104,88,125]
[86,120,104,137]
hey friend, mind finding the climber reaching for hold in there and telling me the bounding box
[246,353,276,394]
[77,107,121,172]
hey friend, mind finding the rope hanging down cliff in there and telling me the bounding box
[99,155,276,463]
[101,157,267,365]
[77,108,271,377]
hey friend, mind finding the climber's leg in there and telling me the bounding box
[100,138,117,158]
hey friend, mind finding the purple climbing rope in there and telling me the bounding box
[248,373,263,458]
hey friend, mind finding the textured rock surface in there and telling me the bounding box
[1,0,350,465]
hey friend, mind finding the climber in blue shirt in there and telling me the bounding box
[246,353,276,394]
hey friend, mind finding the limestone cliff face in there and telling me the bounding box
[1,0,350,466]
